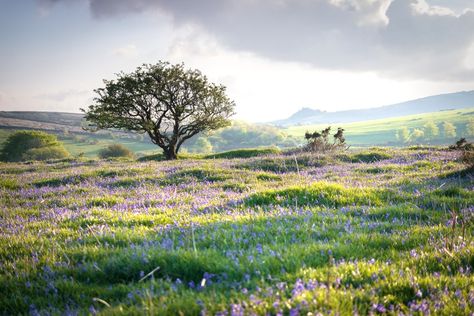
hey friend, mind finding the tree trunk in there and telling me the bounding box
[164,145,178,160]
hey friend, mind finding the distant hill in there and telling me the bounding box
[272,90,474,126]
[284,108,474,146]
[0,111,83,127]
[0,111,137,138]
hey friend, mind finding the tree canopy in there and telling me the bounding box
[0,130,70,162]
[82,61,235,159]
[99,144,134,159]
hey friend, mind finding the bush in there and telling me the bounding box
[304,126,347,153]
[0,130,70,162]
[24,146,71,161]
[449,138,473,151]
[137,152,202,161]
[137,153,165,162]
[448,138,473,171]
[98,144,134,159]
[205,147,281,159]
[461,150,474,170]
[349,151,392,163]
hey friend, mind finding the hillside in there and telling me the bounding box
[285,108,474,146]
[273,90,474,126]
[0,111,83,126]
[0,113,298,157]
[0,108,472,157]
[1,148,473,314]
[0,111,158,157]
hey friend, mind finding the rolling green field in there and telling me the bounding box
[0,129,157,158]
[285,108,474,146]
[1,108,473,159]
[0,148,473,314]
[61,138,157,158]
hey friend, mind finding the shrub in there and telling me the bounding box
[205,147,281,159]
[24,146,71,161]
[304,126,347,153]
[0,130,70,162]
[449,138,473,171]
[0,178,19,190]
[461,150,474,170]
[349,151,392,163]
[449,138,473,151]
[137,153,165,162]
[98,144,134,159]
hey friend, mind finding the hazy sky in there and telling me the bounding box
[1,0,474,121]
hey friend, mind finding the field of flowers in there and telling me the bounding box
[0,148,473,315]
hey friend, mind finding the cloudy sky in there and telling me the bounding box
[1,0,474,121]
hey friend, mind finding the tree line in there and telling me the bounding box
[395,119,474,144]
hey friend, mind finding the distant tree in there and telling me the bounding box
[83,61,235,160]
[423,121,439,140]
[108,131,117,140]
[396,127,410,144]
[442,122,456,138]
[466,119,474,136]
[26,146,70,161]
[73,135,86,143]
[191,137,213,154]
[62,127,69,137]
[134,134,145,142]
[98,144,134,159]
[0,130,70,162]
[411,129,425,142]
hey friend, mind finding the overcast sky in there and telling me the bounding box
[1,0,474,121]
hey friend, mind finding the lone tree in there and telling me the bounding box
[82,61,235,160]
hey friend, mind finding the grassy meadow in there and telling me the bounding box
[285,108,474,146]
[0,147,473,315]
[1,108,473,159]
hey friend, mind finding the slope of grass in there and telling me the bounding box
[0,129,158,158]
[204,147,281,159]
[0,148,473,315]
[62,138,157,157]
[285,108,474,146]
[137,148,282,161]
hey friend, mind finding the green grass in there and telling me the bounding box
[285,108,474,146]
[138,147,282,161]
[2,108,472,161]
[0,128,158,158]
[0,147,473,315]
[343,150,393,163]
[62,138,157,158]
[204,147,281,159]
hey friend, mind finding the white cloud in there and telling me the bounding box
[426,0,474,14]
[23,0,474,119]
[166,30,474,121]
[39,0,474,81]
[411,0,456,16]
